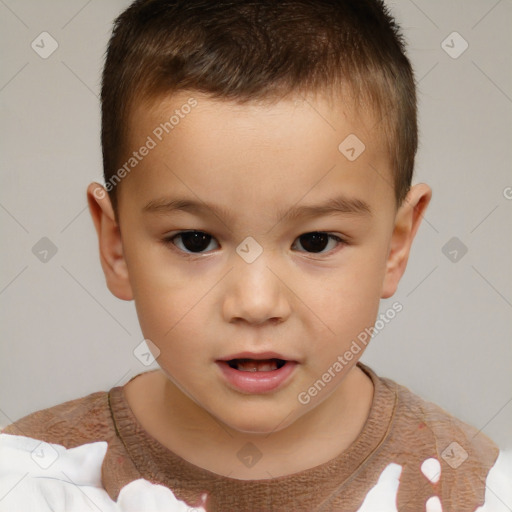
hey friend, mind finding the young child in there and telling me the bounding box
[1,0,510,510]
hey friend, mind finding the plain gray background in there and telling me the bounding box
[1,0,511,449]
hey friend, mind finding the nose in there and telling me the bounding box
[222,252,291,326]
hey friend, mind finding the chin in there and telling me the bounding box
[221,410,296,436]
[234,424,276,435]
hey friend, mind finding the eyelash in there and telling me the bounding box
[162,230,347,258]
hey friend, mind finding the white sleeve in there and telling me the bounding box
[0,433,207,512]
[475,450,512,512]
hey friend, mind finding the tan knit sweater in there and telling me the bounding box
[2,363,500,511]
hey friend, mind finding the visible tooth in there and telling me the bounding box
[236,359,279,372]
[256,362,277,372]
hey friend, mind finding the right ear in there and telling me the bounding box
[87,183,133,301]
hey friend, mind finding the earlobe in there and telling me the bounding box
[86,182,133,301]
[381,183,432,299]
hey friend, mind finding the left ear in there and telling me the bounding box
[381,183,432,298]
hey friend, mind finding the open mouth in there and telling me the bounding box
[216,357,298,393]
[227,358,287,372]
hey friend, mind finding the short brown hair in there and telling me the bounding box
[101,0,417,213]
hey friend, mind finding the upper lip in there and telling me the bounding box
[216,351,299,362]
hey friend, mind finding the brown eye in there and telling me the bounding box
[293,232,344,254]
[168,231,218,254]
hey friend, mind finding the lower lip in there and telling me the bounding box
[215,361,298,393]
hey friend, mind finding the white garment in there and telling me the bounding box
[475,449,512,512]
[1,433,511,511]
[0,433,206,512]
[356,452,512,512]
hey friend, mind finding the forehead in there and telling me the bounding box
[129,89,384,155]
[119,91,395,221]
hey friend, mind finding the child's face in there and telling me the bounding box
[91,91,429,435]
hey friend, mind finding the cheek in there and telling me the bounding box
[133,283,199,344]
[303,248,388,342]
[124,252,195,342]
[121,230,188,327]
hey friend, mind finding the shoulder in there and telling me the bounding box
[1,390,114,448]
[1,386,145,501]
[375,372,508,509]
[387,375,498,465]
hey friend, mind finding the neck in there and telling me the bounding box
[126,364,374,479]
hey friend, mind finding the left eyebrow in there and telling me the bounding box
[142,194,372,222]
[278,195,372,222]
